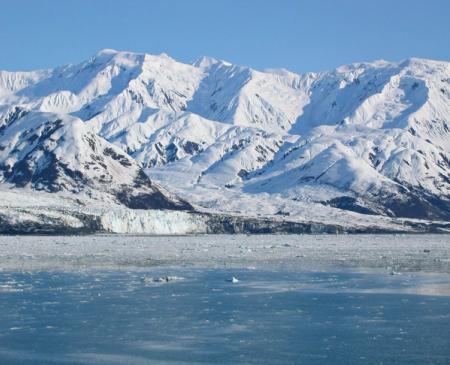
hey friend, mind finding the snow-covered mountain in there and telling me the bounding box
[0,49,449,224]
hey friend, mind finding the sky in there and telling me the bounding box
[0,0,449,73]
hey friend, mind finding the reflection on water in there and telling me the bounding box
[0,269,449,365]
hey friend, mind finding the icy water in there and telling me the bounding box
[1,268,450,365]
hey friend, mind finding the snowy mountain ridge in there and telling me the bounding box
[0,49,449,226]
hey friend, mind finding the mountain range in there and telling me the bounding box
[0,49,449,233]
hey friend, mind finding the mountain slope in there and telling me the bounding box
[0,108,191,210]
[0,50,449,221]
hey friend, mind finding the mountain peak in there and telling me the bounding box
[194,56,232,69]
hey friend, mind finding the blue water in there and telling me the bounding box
[0,268,449,364]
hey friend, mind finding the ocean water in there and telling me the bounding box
[0,267,449,365]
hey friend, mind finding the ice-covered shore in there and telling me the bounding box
[1,234,449,273]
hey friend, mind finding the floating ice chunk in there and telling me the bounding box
[142,276,184,284]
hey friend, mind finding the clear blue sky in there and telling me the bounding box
[1,0,449,73]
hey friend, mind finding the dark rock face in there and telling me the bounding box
[118,169,193,211]
[202,214,344,234]
[0,107,29,135]
[116,189,193,211]
[4,150,88,193]
[323,192,450,221]
[182,140,203,155]
[200,213,450,234]
[103,147,133,167]
[323,197,377,216]
[383,190,450,221]
[150,140,204,167]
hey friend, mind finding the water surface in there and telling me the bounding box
[1,268,449,364]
